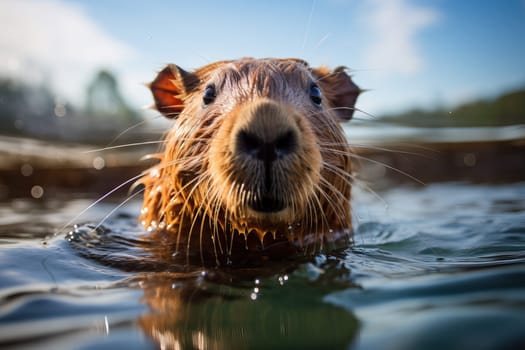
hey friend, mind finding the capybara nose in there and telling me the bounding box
[233,100,300,195]
[236,129,297,164]
[233,99,299,166]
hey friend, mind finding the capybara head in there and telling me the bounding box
[139,58,359,265]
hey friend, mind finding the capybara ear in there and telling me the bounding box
[149,64,198,118]
[312,66,360,121]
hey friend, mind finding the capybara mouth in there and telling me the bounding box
[248,195,286,213]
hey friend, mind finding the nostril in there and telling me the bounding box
[237,130,262,158]
[236,129,297,161]
[274,130,297,157]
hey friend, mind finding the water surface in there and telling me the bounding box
[1,182,524,349]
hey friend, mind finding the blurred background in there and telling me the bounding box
[0,0,524,198]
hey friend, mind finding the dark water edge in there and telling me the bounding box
[0,181,524,349]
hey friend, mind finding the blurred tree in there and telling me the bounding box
[0,79,56,137]
[84,70,140,125]
[0,70,145,144]
[0,79,21,134]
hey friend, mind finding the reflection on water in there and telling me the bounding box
[136,269,358,349]
[0,182,525,349]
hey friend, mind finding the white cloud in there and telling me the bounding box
[0,0,135,104]
[361,0,439,75]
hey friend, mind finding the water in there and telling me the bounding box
[1,182,525,349]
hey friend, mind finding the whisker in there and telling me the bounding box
[83,141,165,154]
[310,188,329,253]
[53,171,148,238]
[321,160,389,208]
[321,144,429,159]
[106,119,149,146]
[302,0,317,49]
[314,181,346,233]
[350,143,414,154]
[319,106,378,119]
[206,178,225,265]
[91,188,145,232]
[313,32,331,50]
[173,175,206,255]
[348,152,426,185]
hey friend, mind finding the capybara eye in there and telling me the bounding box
[203,85,216,105]
[310,84,322,106]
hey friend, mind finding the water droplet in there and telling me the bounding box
[254,279,260,285]
[54,98,67,117]
[254,287,259,293]
[20,163,33,176]
[92,156,105,170]
[150,168,160,178]
[463,153,476,167]
[30,185,44,199]
[250,292,258,301]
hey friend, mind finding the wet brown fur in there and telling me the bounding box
[139,58,360,265]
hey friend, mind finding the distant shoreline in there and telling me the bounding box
[379,87,525,128]
[0,132,523,199]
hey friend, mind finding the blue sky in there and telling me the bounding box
[1,0,525,117]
